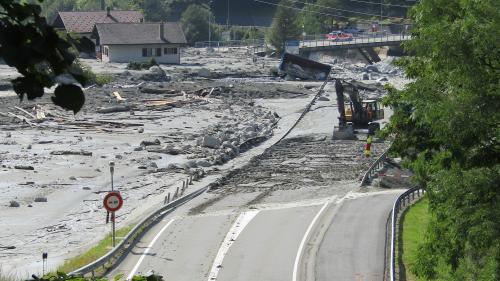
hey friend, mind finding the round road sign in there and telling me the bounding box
[103,192,123,212]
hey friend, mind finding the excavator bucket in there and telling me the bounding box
[279,53,331,80]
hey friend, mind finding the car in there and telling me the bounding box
[343,27,365,35]
[325,31,353,41]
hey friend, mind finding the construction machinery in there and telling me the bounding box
[332,79,384,139]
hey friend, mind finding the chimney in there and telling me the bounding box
[106,7,111,17]
[101,0,105,11]
[159,22,165,41]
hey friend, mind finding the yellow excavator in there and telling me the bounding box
[332,79,384,139]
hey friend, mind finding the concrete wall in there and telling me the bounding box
[101,44,181,64]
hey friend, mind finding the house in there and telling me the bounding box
[92,22,187,64]
[52,8,143,54]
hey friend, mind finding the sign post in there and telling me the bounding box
[103,191,123,247]
[109,161,115,246]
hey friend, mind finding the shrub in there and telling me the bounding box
[126,59,157,70]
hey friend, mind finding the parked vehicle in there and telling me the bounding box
[325,31,353,41]
[342,27,365,35]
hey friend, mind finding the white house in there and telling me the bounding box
[92,22,187,64]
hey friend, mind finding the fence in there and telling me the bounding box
[389,186,426,281]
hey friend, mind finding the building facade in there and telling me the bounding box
[93,22,187,64]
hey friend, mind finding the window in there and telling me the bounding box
[104,46,109,56]
[156,48,162,56]
[164,47,178,55]
[142,48,148,57]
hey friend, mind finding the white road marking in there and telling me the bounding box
[207,210,260,281]
[292,202,330,281]
[126,219,176,280]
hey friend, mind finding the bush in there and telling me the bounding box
[126,58,157,70]
[79,63,112,86]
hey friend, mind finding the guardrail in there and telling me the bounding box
[69,183,210,277]
[389,186,426,281]
[301,33,411,49]
[360,148,389,186]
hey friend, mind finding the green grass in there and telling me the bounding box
[400,197,430,281]
[58,225,134,273]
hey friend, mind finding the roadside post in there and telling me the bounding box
[103,191,123,247]
[42,252,47,276]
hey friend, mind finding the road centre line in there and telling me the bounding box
[207,210,260,281]
[126,219,176,280]
[292,202,330,281]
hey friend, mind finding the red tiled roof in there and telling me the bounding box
[56,11,143,34]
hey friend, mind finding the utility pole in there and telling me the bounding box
[380,0,383,22]
[208,0,212,47]
[226,0,229,27]
[109,161,115,247]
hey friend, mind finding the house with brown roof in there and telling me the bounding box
[92,22,187,64]
[52,8,144,54]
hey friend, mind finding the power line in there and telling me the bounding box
[348,0,412,8]
[255,0,405,20]
[288,0,406,19]
[253,0,410,24]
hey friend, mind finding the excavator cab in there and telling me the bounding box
[362,100,384,121]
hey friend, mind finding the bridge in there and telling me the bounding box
[194,33,411,63]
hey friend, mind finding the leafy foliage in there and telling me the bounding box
[126,58,157,70]
[180,4,217,43]
[266,0,301,53]
[382,0,500,280]
[0,0,87,113]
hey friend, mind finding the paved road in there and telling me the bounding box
[314,192,402,281]
[108,204,322,281]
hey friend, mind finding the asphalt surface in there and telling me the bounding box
[314,191,402,281]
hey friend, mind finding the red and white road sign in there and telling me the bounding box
[103,191,123,212]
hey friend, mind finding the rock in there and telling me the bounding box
[9,201,20,207]
[196,159,211,167]
[138,128,144,133]
[149,162,158,169]
[140,139,161,147]
[115,154,123,159]
[14,165,34,170]
[198,68,211,78]
[27,144,32,149]
[318,96,330,101]
[366,65,379,72]
[138,165,148,169]
[377,77,388,82]
[201,135,220,149]
[34,197,47,202]
[83,187,91,190]
[134,146,144,151]
[69,176,77,180]
[362,72,370,80]
[149,65,163,74]
[186,160,197,168]
[6,132,11,138]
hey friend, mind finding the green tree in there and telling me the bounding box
[383,0,500,280]
[266,0,300,53]
[1,0,87,113]
[180,4,215,43]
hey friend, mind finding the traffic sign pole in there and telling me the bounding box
[109,161,115,247]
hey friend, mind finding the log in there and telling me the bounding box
[96,106,131,114]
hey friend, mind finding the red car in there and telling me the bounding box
[325,31,353,41]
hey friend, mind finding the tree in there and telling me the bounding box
[266,0,300,53]
[382,0,500,280]
[0,0,87,113]
[180,4,215,43]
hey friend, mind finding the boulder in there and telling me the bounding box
[196,159,211,167]
[366,65,379,73]
[198,68,211,78]
[362,72,370,80]
[318,96,330,101]
[202,135,220,149]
